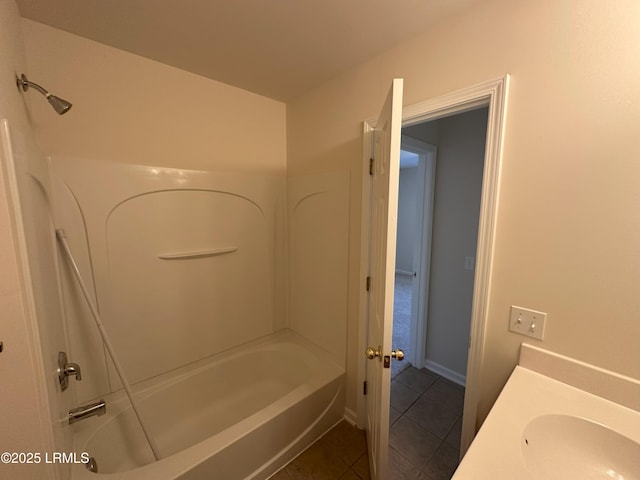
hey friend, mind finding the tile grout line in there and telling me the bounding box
[390,367,464,480]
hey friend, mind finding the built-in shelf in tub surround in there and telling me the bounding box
[452,344,640,480]
[157,247,238,260]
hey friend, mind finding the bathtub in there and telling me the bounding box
[69,330,345,480]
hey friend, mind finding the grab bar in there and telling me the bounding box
[56,229,162,461]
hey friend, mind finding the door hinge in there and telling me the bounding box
[363,380,367,395]
[369,158,374,176]
[366,276,371,291]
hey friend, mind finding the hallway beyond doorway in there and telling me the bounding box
[392,272,412,378]
[390,366,464,479]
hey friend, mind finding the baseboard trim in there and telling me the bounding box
[395,269,413,276]
[424,359,466,387]
[343,407,358,427]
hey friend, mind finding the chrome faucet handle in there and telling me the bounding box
[64,363,82,381]
[58,351,82,391]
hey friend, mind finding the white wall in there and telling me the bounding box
[18,19,295,400]
[395,167,418,274]
[288,172,350,365]
[21,19,287,174]
[51,158,288,402]
[12,0,640,443]
[0,0,62,478]
[19,19,354,416]
[400,108,487,382]
[424,108,487,379]
[287,0,640,425]
[0,16,290,477]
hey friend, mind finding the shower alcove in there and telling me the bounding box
[49,157,350,479]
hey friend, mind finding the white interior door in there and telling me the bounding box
[406,139,437,369]
[365,78,404,480]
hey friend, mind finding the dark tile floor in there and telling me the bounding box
[271,420,370,480]
[272,274,462,479]
[389,366,464,480]
[390,274,464,479]
[272,366,463,480]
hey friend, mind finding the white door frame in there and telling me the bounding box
[357,75,510,455]
[399,136,436,369]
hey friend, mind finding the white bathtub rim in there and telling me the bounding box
[70,330,345,479]
[245,388,344,480]
[71,376,344,480]
[84,329,335,405]
[73,329,342,449]
[72,329,339,434]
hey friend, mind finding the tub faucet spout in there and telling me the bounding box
[68,400,106,425]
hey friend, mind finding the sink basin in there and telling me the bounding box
[522,414,640,480]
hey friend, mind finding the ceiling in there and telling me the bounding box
[16,0,480,102]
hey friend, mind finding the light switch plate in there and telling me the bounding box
[509,305,547,340]
[464,256,475,270]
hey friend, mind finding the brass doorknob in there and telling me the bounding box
[391,349,405,361]
[365,346,382,360]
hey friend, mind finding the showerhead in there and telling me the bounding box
[17,73,72,115]
[46,94,72,115]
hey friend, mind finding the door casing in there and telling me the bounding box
[398,135,436,369]
[357,75,510,455]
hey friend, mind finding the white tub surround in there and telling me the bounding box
[453,344,640,479]
[49,157,352,480]
[51,157,351,410]
[70,330,345,479]
[51,157,288,402]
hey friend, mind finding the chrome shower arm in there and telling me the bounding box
[16,73,72,115]
[17,74,49,96]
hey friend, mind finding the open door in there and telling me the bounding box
[365,78,404,480]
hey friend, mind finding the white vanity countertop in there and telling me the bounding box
[452,364,640,479]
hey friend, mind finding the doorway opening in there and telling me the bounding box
[357,76,509,480]
[389,107,489,477]
[391,136,436,377]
